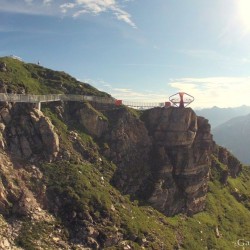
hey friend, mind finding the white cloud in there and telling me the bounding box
[109,87,170,106]
[0,0,136,28]
[76,1,104,14]
[60,3,77,13]
[112,7,136,28]
[70,0,137,27]
[61,0,136,27]
[82,77,250,109]
[43,0,53,6]
[169,77,250,108]
[0,0,55,15]
[24,0,33,4]
[92,81,169,104]
[73,9,89,17]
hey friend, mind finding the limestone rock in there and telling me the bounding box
[0,62,7,72]
[145,110,212,216]
[0,104,59,160]
[212,146,242,183]
[77,103,108,138]
[104,107,152,195]
[144,107,197,146]
[111,107,212,216]
[37,116,60,158]
[19,135,32,158]
[217,147,242,178]
[0,107,11,124]
[0,123,6,149]
[87,237,99,249]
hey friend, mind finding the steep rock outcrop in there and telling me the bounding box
[109,107,213,216]
[77,103,108,138]
[143,106,197,146]
[61,102,109,138]
[216,146,242,178]
[0,62,7,72]
[0,103,59,161]
[0,151,46,218]
[143,107,212,216]
[103,108,152,195]
[211,146,242,184]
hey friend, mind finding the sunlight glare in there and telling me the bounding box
[237,0,250,32]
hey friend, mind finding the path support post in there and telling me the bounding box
[35,102,41,111]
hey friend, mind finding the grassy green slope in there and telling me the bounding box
[170,171,250,250]
[0,56,109,96]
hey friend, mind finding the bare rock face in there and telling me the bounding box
[110,107,213,216]
[0,152,40,216]
[212,146,242,184]
[0,122,6,149]
[0,62,7,72]
[77,103,108,138]
[64,102,109,138]
[104,107,152,195]
[143,107,212,215]
[217,147,242,178]
[145,107,197,146]
[37,115,60,158]
[0,104,59,160]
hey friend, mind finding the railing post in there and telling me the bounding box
[35,102,41,111]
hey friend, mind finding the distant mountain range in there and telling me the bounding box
[195,105,250,128]
[212,113,250,164]
[196,106,250,164]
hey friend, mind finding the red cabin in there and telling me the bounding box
[115,99,122,106]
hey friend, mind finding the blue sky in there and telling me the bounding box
[1,0,250,108]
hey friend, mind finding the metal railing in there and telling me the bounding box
[122,100,165,109]
[0,93,62,103]
[0,93,165,109]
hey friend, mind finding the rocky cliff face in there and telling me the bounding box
[0,99,241,219]
[211,145,242,184]
[0,103,59,161]
[2,100,213,217]
[105,107,213,216]
[144,107,212,216]
[103,108,152,195]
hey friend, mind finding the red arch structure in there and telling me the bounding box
[169,92,194,108]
